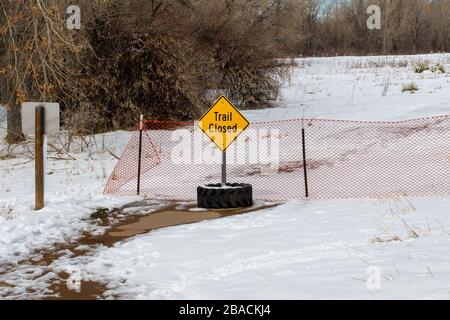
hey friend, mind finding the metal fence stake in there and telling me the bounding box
[302,126,309,198]
[137,115,144,195]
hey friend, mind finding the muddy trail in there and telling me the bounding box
[0,201,278,300]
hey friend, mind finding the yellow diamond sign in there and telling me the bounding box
[198,96,250,151]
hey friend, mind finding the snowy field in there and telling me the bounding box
[1,54,450,299]
[249,53,450,121]
[64,198,450,299]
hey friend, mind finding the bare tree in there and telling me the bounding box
[0,0,88,143]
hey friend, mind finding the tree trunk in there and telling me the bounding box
[6,102,24,144]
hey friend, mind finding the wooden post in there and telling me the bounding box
[35,106,45,210]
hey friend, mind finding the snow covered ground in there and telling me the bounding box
[0,125,137,267]
[63,197,450,299]
[247,53,450,121]
[1,53,450,299]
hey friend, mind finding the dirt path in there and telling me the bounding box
[0,201,278,300]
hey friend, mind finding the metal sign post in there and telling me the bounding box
[222,150,227,187]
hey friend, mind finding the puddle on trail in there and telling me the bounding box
[109,211,222,237]
[103,202,275,243]
[1,201,279,300]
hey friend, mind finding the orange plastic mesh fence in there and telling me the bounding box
[104,115,450,201]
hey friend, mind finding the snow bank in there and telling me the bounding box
[0,129,137,267]
[68,197,450,299]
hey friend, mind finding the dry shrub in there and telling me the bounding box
[63,2,204,134]
[213,45,289,109]
[63,0,290,134]
[186,0,290,109]
[120,36,202,122]
[62,102,108,137]
[2,0,291,138]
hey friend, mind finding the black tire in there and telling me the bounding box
[197,183,253,209]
